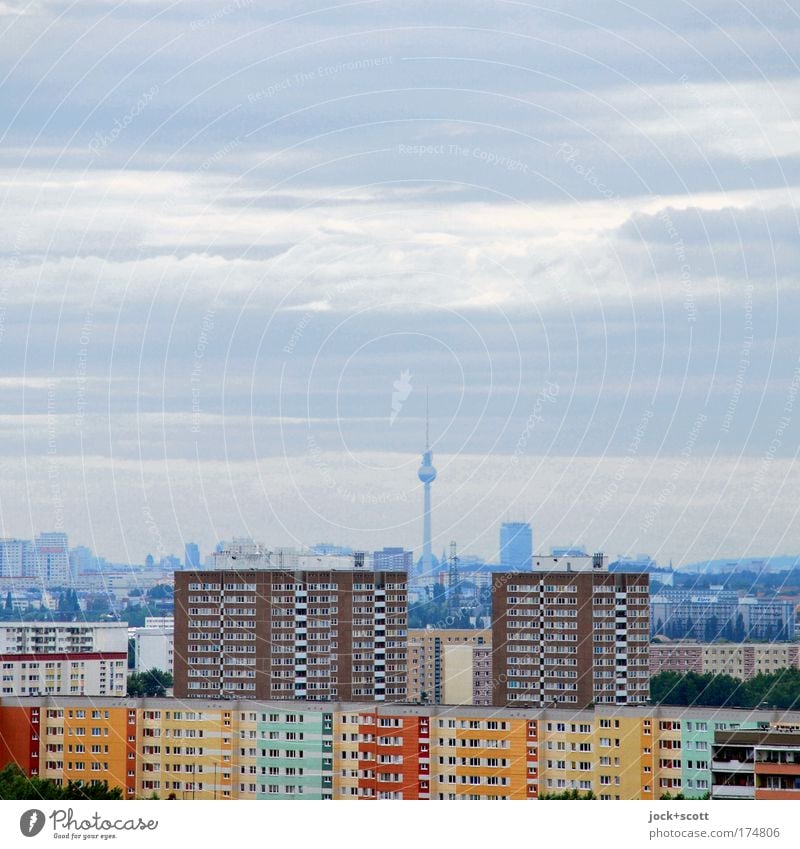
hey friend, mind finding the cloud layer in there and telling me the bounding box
[1,0,799,563]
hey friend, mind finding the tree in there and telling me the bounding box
[538,789,596,800]
[650,668,800,709]
[127,668,173,697]
[123,605,148,627]
[4,591,12,611]
[0,763,122,800]
[87,595,110,614]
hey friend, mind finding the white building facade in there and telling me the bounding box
[0,622,127,697]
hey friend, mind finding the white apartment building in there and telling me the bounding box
[133,627,174,675]
[0,622,128,697]
[0,622,127,654]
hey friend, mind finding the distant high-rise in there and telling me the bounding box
[69,545,93,579]
[184,542,201,570]
[312,542,354,556]
[34,532,69,583]
[160,554,181,572]
[417,392,437,580]
[373,547,413,571]
[0,538,34,578]
[551,546,587,557]
[499,521,532,570]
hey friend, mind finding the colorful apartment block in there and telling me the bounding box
[256,707,334,799]
[39,704,134,797]
[712,727,800,799]
[429,710,531,800]
[3,697,800,800]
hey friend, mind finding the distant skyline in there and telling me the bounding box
[1,2,798,567]
[5,510,800,573]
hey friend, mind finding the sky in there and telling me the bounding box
[1,0,799,567]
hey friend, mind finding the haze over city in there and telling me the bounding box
[1,1,799,567]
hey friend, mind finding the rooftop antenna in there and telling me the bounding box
[448,540,459,611]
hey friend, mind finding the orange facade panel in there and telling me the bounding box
[754,762,800,777]
[0,705,38,777]
[755,788,800,800]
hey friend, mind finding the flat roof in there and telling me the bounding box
[3,696,800,725]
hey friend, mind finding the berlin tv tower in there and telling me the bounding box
[417,389,437,579]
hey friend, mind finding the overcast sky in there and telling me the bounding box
[1,0,799,567]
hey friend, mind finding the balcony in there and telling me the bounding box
[712,784,755,799]
[712,759,754,773]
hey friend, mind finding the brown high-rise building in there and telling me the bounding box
[492,554,649,708]
[173,566,408,702]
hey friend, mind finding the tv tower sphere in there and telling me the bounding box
[418,450,437,483]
